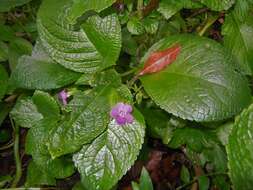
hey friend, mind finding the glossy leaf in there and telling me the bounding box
[227,104,253,190]
[222,12,253,75]
[138,44,181,76]
[140,34,251,122]
[37,0,121,73]
[48,69,130,158]
[11,91,59,129]
[10,45,81,90]
[73,110,145,190]
[200,0,235,11]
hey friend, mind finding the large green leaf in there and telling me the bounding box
[0,64,8,100]
[227,104,253,190]
[200,0,234,11]
[158,0,203,20]
[25,92,75,184]
[26,120,75,180]
[73,109,145,190]
[11,91,59,128]
[140,34,251,122]
[10,43,81,90]
[48,82,132,158]
[37,0,121,73]
[0,0,32,12]
[222,12,253,75]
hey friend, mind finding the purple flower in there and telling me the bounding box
[110,102,134,125]
[58,90,69,105]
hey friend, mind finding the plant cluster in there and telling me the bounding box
[0,0,253,190]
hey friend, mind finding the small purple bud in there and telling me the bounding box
[58,90,69,105]
[110,102,134,125]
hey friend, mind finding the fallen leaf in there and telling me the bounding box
[138,44,181,76]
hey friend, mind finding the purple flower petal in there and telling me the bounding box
[110,102,134,125]
[58,90,69,105]
[115,116,127,125]
[125,114,133,123]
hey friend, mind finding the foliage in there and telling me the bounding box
[0,0,253,190]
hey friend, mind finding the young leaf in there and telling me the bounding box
[140,34,251,122]
[139,167,154,190]
[138,44,181,76]
[180,165,190,184]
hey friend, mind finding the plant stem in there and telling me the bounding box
[120,67,139,77]
[176,172,227,190]
[198,15,218,36]
[10,119,21,188]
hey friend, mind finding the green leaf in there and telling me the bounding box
[158,0,203,20]
[143,18,159,35]
[169,127,217,152]
[222,12,253,75]
[131,182,140,190]
[141,108,173,144]
[140,34,251,122]
[180,165,190,184]
[0,41,8,62]
[198,176,210,190]
[0,64,8,100]
[0,0,32,12]
[73,109,145,190]
[26,120,75,180]
[233,0,253,21]
[48,82,132,158]
[26,161,56,186]
[8,38,33,71]
[139,167,153,190]
[10,53,81,90]
[227,104,253,190]
[10,97,43,128]
[127,17,145,35]
[121,27,138,55]
[200,0,234,11]
[37,0,121,73]
[0,24,15,42]
[11,91,59,128]
[216,122,233,146]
